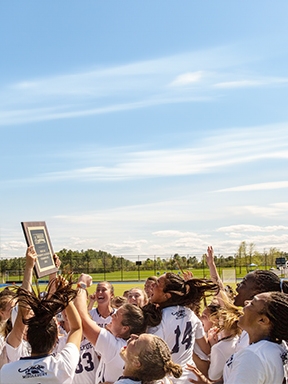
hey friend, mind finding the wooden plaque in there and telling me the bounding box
[21,221,58,278]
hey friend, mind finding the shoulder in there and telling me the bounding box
[236,340,285,364]
[162,305,192,318]
[95,328,126,353]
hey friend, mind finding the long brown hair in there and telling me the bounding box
[17,276,77,354]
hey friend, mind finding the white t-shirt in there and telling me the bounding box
[234,330,249,353]
[6,334,67,363]
[0,342,79,384]
[5,339,31,362]
[93,328,126,384]
[208,335,239,381]
[89,308,116,328]
[193,341,210,362]
[52,335,99,384]
[148,305,205,383]
[73,338,99,384]
[223,340,286,384]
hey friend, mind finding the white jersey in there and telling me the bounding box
[193,341,210,362]
[0,342,79,384]
[89,308,116,328]
[234,330,249,353]
[208,335,239,381]
[93,327,126,384]
[6,334,67,363]
[5,339,31,362]
[53,335,99,384]
[148,305,205,383]
[223,339,286,384]
[73,338,99,384]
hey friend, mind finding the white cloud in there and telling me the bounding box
[215,80,263,88]
[4,122,288,183]
[214,77,288,89]
[54,200,196,225]
[0,96,210,126]
[0,241,26,252]
[105,240,148,255]
[1,44,287,126]
[216,181,288,192]
[217,225,288,233]
[152,230,209,239]
[223,203,288,219]
[169,71,204,87]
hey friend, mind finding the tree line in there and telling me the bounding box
[1,241,287,277]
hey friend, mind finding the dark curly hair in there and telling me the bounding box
[16,276,77,354]
[260,291,288,343]
[143,273,219,326]
[250,270,288,294]
[161,273,219,308]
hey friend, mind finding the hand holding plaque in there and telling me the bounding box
[21,221,58,278]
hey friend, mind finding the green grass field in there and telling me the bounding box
[0,281,144,296]
[2,264,276,296]
[2,265,268,285]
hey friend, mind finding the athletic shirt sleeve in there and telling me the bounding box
[54,342,80,376]
[194,317,205,339]
[5,338,31,362]
[94,328,126,384]
[224,341,285,384]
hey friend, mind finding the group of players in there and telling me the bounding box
[1,245,288,384]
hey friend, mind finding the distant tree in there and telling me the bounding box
[237,241,247,273]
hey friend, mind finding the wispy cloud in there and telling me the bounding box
[152,230,201,238]
[104,240,148,255]
[4,122,288,184]
[169,71,204,87]
[1,44,287,126]
[217,224,288,233]
[216,181,288,192]
[215,80,264,88]
[215,77,288,88]
[0,240,26,252]
[0,96,209,126]
[225,202,288,218]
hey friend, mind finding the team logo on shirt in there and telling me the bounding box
[226,354,234,368]
[18,364,47,378]
[281,351,288,364]
[171,308,186,320]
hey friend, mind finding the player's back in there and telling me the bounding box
[148,305,201,366]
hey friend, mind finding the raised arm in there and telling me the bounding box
[65,300,82,350]
[74,274,101,346]
[205,246,224,290]
[22,245,37,291]
[6,246,37,348]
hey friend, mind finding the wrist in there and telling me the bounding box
[77,282,87,289]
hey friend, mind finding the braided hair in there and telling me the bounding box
[260,291,288,343]
[137,335,182,383]
[251,270,288,294]
[16,275,77,354]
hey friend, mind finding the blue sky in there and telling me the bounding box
[1,1,288,261]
